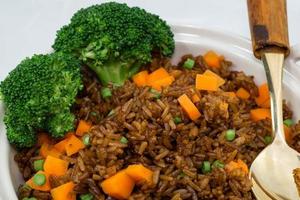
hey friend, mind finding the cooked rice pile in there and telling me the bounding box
[16,54,300,200]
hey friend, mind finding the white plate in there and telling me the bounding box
[0,25,300,200]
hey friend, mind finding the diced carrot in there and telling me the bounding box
[236,87,250,100]
[40,143,61,158]
[255,83,270,108]
[65,134,85,156]
[51,182,76,200]
[202,70,225,87]
[250,108,271,121]
[226,160,249,174]
[225,161,239,172]
[284,125,292,144]
[151,76,174,91]
[125,164,153,184]
[192,94,201,103]
[261,99,270,108]
[195,74,218,91]
[237,159,249,174]
[177,94,201,121]
[132,70,149,87]
[54,139,68,154]
[101,170,135,200]
[203,51,221,68]
[44,155,69,176]
[37,133,52,146]
[76,120,92,136]
[147,67,170,85]
[26,171,51,191]
[224,92,236,98]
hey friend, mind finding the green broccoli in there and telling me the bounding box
[53,2,175,86]
[0,52,82,148]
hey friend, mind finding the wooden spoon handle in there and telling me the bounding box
[247,0,290,58]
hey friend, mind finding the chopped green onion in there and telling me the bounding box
[33,159,44,171]
[22,198,37,200]
[150,88,161,99]
[120,136,128,144]
[173,116,182,124]
[90,111,97,116]
[178,171,185,178]
[225,129,236,141]
[212,160,224,169]
[107,109,115,117]
[33,174,46,186]
[80,193,94,200]
[101,87,112,99]
[283,119,293,127]
[201,161,211,174]
[183,58,195,69]
[264,135,273,145]
[82,134,90,146]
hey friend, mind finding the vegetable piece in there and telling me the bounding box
[40,143,61,158]
[149,88,161,99]
[255,83,270,108]
[236,87,250,100]
[76,120,92,136]
[53,139,68,153]
[202,69,225,87]
[147,68,170,85]
[26,171,51,191]
[183,58,195,69]
[284,124,292,144]
[284,119,293,127]
[225,129,236,141]
[173,116,182,124]
[195,74,218,91]
[226,159,249,174]
[120,136,128,144]
[202,161,211,174]
[192,94,201,103]
[264,135,273,144]
[33,173,46,186]
[37,133,52,146]
[65,134,85,156]
[125,164,154,184]
[250,108,271,121]
[212,160,225,169]
[203,51,221,68]
[224,92,236,98]
[101,87,112,99]
[82,134,90,146]
[80,193,94,200]
[132,71,149,87]
[237,159,249,174]
[177,94,201,121]
[53,3,175,86]
[101,170,135,199]
[51,182,75,200]
[33,159,45,171]
[150,76,174,91]
[0,53,82,148]
[44,155,69,176]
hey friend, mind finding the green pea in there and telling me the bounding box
[201,161,211,174]
[283,119,293,127]
[212,160,224,169]
[120,136,128,144]
[101,87,112,99]
[173,116,182,124]
[264,135,273,145]
[33,159,44,171]
[33,173,46,186]
[82,134,90,146]
[225,129,236,141]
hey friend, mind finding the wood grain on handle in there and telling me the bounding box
[247,0,290,58]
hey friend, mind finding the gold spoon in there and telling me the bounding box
[247,0,300,199]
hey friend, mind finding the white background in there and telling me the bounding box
[0,0,300,81]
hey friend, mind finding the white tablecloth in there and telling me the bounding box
[1,0,299,80]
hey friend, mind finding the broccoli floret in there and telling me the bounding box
[53,2,175,86]
[0,52,82,148]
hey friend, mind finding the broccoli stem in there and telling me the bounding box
[88,60,141,86]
